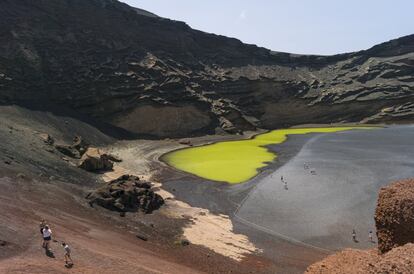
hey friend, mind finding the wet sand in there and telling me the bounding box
[156,125,414,272]
[236,125,414,251]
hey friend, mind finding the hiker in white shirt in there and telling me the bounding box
[42,225,52,251]
[62,242,73,266]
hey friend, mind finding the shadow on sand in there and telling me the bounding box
[45,249,55,258]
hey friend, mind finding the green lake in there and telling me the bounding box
[162,127,373,184]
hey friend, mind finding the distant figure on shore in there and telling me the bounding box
[352,229,357,242]
[62,242,73,267]
[284,180,288,190]
[369,230,374,242]
[281,175,284,182]
[310,169,316,175]
[42,225,52,251]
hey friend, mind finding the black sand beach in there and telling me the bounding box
[160,125,414,271]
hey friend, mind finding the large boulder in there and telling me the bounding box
[375,179,414,253]
[78,147,113,172]
[86,175,164,213]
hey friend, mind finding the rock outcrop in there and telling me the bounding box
[39,133,54,145]
[375,179,414,253]
[0,0,413,138]
[86,175,164,213]
[306,244,414,274]
[78,147,113,172]
[55,136,89,159]
[306,179,414,273]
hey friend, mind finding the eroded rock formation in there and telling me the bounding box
[306,244,414,274]
[78,147,114,172]
[0,0,413,138]
[375,179,414,253]
[55,136,88,159]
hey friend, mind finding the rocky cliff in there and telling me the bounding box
[375,179,414,254]
[306,179,414,273]
[1,0,413,137]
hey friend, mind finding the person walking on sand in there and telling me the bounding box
[369,230,374,242]
[42,225,52,251]
[62,242,73,266]
[352,229,357,242]
[281,175,284,182]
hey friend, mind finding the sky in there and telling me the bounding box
[120,0,414,55]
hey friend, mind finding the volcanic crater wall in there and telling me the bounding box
[0,0,414,137]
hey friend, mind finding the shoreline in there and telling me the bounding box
[160,125,379,184]
[106,126,347,272]
[103,132,326,273]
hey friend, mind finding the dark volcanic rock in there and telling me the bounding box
[0,0,413,137]
[375,179,414,254]
[39,133,54,145]
[86,174,164,213]
[55,144,81,159]
[55,135,89,159]
[71,136,88,155]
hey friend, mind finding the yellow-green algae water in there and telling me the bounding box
[163,127,374,184]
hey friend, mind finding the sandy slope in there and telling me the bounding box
[0,177,200,274]
[0,106,276,273]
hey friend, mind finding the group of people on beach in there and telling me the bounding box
[39,220,73,267]
[277,162,315,190]
[276,163,377,244]
[304,162,316,175]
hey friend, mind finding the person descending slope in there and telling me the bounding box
[42,225,52,251]
[62,242,73,266]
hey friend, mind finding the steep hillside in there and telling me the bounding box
[0,0,413,137]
